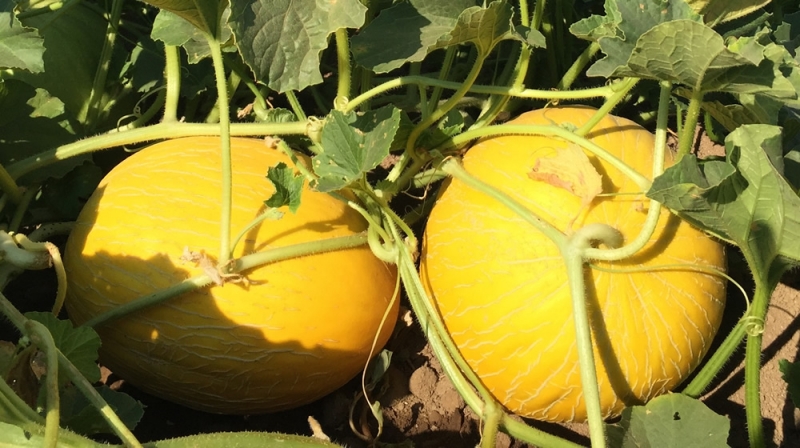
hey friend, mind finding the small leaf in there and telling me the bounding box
[528,146,603,208]
[229,0,367,93]
[351,0,476,73]
[606,394,730,447]
[313,105,402,192]
[780,359,800,409]
[265,162,304,213]
[255,107,297,124]
[0,0,45,72]
[24,312,101,384]
[647,125,800,275]
[60,385,144,435]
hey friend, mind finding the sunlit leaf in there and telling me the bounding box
[606,394,729,447]
[572,0,702,78]
[313,106,401,192]
[265,162,304,213]
[648,125,800,275]
[0,0,45,72]
[229,0,367,93]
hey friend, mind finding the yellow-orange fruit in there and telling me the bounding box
[419,107,726,422]
[65,137,398,414]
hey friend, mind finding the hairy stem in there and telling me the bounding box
[162,45,181,123]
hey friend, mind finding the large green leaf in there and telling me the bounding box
[313,105,401,192]
[572,0,702,78]
[141,0,229,39]
[430,0,543,56]
[606,394,729,447]
[351,0,476,73]
[0,0,44,72]
[625,22,797,98]
[228,0,367,93]
[647,125,800,275]
[24,312,101,385]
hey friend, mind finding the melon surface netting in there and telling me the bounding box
[419,106,727,422]
[64,137,399,414]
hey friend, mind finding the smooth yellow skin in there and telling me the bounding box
[65,137,399,414]
[420,107,726,422]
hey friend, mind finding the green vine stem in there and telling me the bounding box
[564,238,608,448]
[112,88,167,132]
[84,233,369,328]
[285,90,308,121]
[344,75,622,114]
[204,34,234,267]
[583,80,671,262]
[162,45,181,123]
[0,292,142,447]
[480,399,501,448]
[677,88,704,160]
[557,41,600,90]
[405,53,488,162]
[391,214,581,448]
[681,319,747,397]
[0,164,22,203]
[335,28,352,100]
[58,348,143,447]
[25,320,61,448]
[83,0,123,130]
[427,47,457,115]
[744,264,784,448]
[574,77,640,137]
[6,121,308,181]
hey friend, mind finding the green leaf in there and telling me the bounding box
[647,125,800,275]
[254,107,297,124]
[12,2,109,125]
[229,0,367,93]
[575,0,702,77]
[0,0,45,72]
[265,162,304,213]
[313,105,402,192]
[606,394,730,447]
[431,1,544,56]
[37,162,104,221]
[140,0,229,39]
[151,8,233,63]
[780,359,800,409]
[24,312,101,385]
[351,0,476,73]
[60,385,144,435]
[0,80,85,185]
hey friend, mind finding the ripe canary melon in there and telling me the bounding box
[65,137,399,414]
[419,106,726,422]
